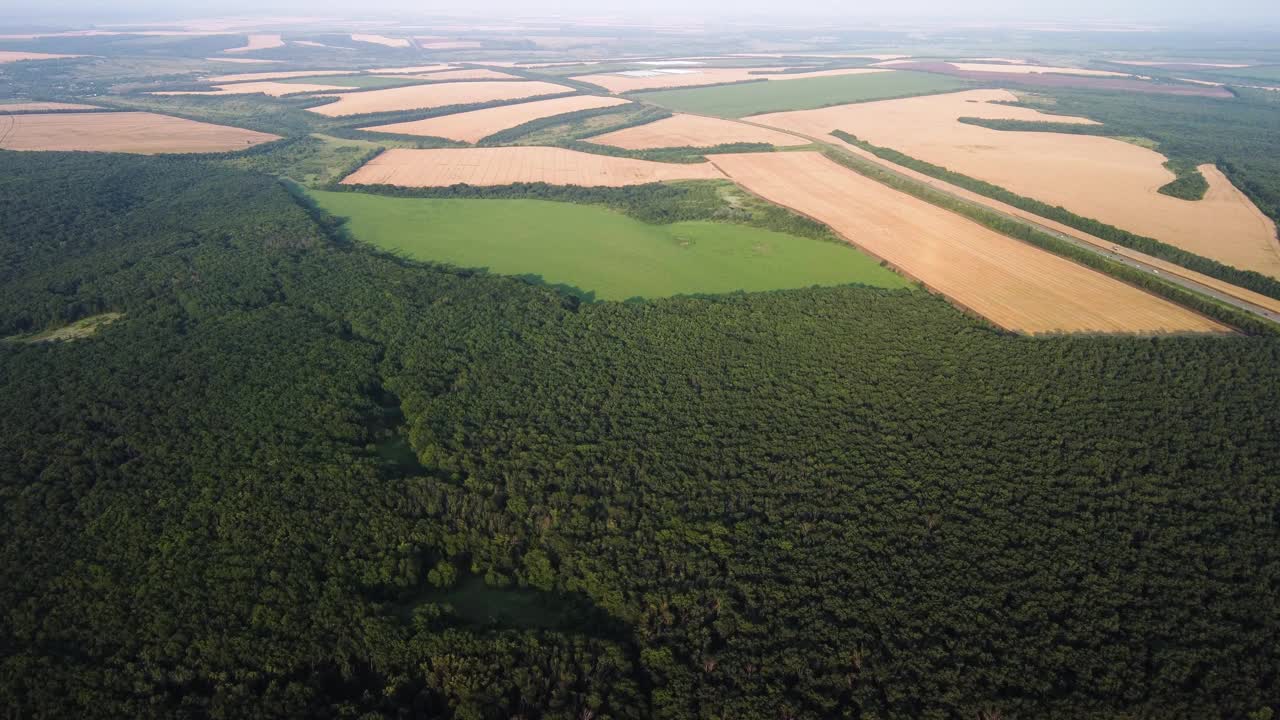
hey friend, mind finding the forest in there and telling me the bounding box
[1,150,1279,720]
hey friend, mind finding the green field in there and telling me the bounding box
[308,190,906,300]
[635,71,972,117]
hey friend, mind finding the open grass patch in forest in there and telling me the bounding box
[4,313,123,343]
[307,189,906,300]
[637,71,970,118]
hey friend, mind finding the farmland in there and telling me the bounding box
[750,89,1280,277]
[0,50,83,62]
[571,66,889,94]
[585,113,807,149]
[0,101,101,112]
[637,70,971,117]
[366,95,631,142]
[222,33,283,53]
[0,112,279,153]
[306,80,573,116]
[154,80,355,96]
[308,189,906,299]
[711,151,1228,334]
[340,147,725,187]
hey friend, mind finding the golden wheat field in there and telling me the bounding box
[341,147,725,187]
[307,81,573,117]
[748,89,1280,277]
[0,112,279,153]
[586,113,807,149]
[710,151,1228,334]
[367,95,630,142]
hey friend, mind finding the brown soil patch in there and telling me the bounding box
[307,81,572,117]
[352,34,411,48]
[223,34,284,53]
[749,89,1280,277]
[0,112,279,153]
[571,67,889,93]
[367,95,630,142]
[711,151,1227,334]
[586,113,807,149]
[0,51,83,63]
[341,147,724,187]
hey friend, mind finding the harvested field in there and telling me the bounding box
[153,81,354,97]
[586,113,806,149]
[881,61,1232,97]
[748,89,1280,277]
[307,80,572,117]
[400,68,520,81]
[0,112,279,153]
[208,69,357,83]
[0,102,101,112]
[948,62,1131,77]
[352,33,411,48]
[367,64,455,74]
[366,95,630,142]
[418,40,483,50]
[206,57,284,64]
[1114,60,1251,69]
[341,147,724,187]
[710,152,1228,334]
[572,66,889,93]
[224,34,284,53]
[0,51,83,63]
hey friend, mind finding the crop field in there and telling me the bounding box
[154,81,355,97]
[351,33,410,48]
[749,89,1280,277]
[710,151,1228,334]
[637,71,971,118]
[885,62,1233,97]
[365,64,455,74]
[944,62,1132,77]
[0,111,280,153]
[307,80,572,116]
[402,68,520,81]
[571,66,889,94]
[366,95,630,142]
[586,113,807,149]
[0,50,83,63]
[308,190,906,299]
[341,147,725,186]
[0,102,101,112]
[207,70,359,83]
[222,33,284,53]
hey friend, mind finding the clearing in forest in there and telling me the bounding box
[0,112,279,153]
[0,50,83,63]
[571,66,889,93]
[307,190,906,299]
[748,89,1280,277]
[638,71,970,118]
[307,81,573,117]
[586,113,807,149]
[223,33,284,53]
[710,151,1228,334]
[366,95,631,142]
[341,147,725,187]
[3,313,124,343]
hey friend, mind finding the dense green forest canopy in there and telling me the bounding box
[2,151,1279,718]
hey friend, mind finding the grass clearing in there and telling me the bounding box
[4,313,123,343]
[637,71,970,118]
[308,190,906,300]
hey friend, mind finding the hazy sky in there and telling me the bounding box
[4,0,1278,26]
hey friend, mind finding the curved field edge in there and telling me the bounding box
[304,189,907,300]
